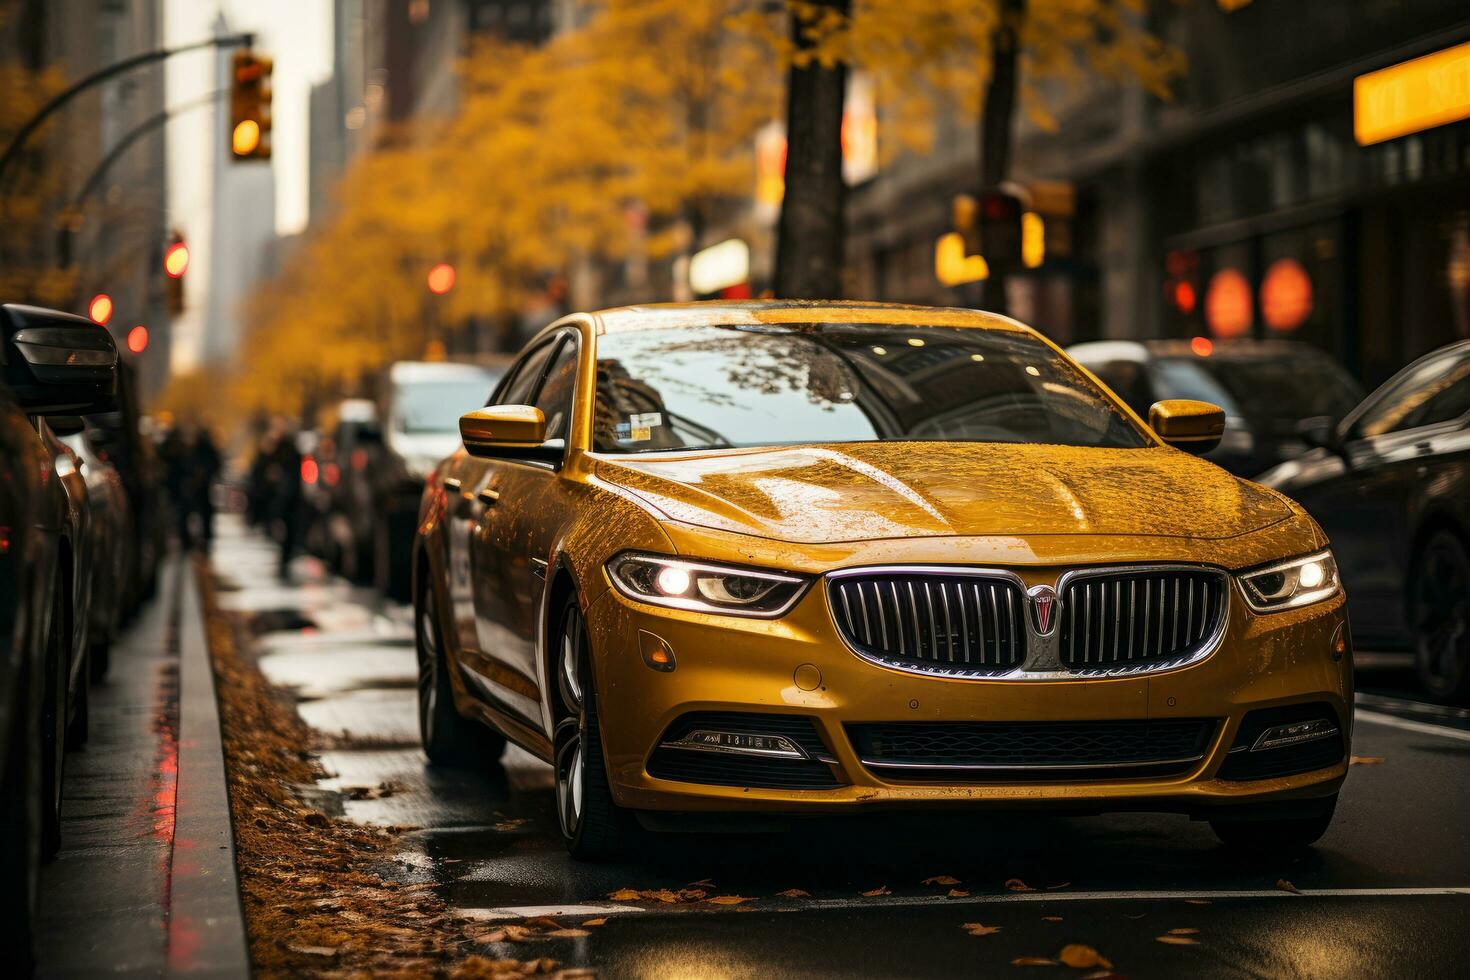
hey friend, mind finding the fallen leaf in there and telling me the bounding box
[947,888,971,898]
[1042,916,1063,922]
[545,928,590,938]
[1350,756,1384,766]
[687,879,715,888]
[608,889,641,901]
[499,925,536,942]
[287,945,338,957]
[1058,944,1112,969]
[924,875,962,886]
[1005,878,1034,892]
[1011,956,1059,966]
[1184,899,1211,906]
[776,888,810,898]
[861,886,892,897]
[1168,928,1200,935]
[469,928,506,943]
[583,918,607,927]
[1156,935,1198,945]
[524,916,562,930]
[707,895,753,906]
[1276,879,1302,895]
[649,889,682,904]
[962,922,1003,936]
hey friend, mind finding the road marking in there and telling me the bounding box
[459,887,1470,921]
[1355,708,1470,743]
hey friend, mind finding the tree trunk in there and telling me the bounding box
[979,0,1025,315]
[774,0,850,300]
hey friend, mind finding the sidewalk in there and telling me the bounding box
[34,556,249,979]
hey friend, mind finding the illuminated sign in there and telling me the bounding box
[689,239,749,295]
[1355,40,1470,146]
[934,233,989,286]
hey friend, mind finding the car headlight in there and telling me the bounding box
[1237,550,1341,612]
[606,552,811,617]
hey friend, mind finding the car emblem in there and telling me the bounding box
[1027,584,1060,636]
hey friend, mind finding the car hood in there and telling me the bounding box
[595,443,1293,544]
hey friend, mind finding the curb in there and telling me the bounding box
[166,557,251,978]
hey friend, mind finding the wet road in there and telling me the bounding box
[213,517,1470,978]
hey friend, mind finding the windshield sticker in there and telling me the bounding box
[620,412,662,442]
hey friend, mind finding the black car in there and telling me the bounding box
[1068,339,1363,477]
[1260,340,1470,699]
[0,304,119,967]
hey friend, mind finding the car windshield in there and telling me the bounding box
[592,324,1150,454]
[394,377,498,434]
[1196,355,1362,428]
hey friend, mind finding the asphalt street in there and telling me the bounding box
[212,516,1470,979]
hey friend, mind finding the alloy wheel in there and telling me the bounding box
[416,597,439,744]
[554,607,588,840]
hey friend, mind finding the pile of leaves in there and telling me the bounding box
[198,562,586,978]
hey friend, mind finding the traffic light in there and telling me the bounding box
[977,187,1024,265]
[230,50,273,161]
[165,231,186,315]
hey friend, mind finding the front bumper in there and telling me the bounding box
[585,575,1352,815]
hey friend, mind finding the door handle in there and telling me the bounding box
[478,486,500,506]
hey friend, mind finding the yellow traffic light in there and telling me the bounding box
[230,51,272,161]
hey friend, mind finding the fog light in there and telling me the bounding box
[662,730,807,759]
[1251,718,1338,752]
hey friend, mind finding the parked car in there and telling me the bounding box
[87,361,165,615]
[1259,340,1470,699]
[57,417,135,680]
[359,360,508,601]
[0,304,118,966]
[1068,339,1363,477]
[313,399,381,583]
[415,301,1352,860]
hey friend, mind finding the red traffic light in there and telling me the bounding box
[126,325,149,354]
[164,241,189,278]
[427,262,456,295]
[88,293,113,325]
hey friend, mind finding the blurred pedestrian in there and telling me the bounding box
[258,417,303,581]
[188,427,222,547]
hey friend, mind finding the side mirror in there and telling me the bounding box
[460,405,559,461]
[1297,415,1341,453]
[1,304,118,415]
[1149,399,1226,455]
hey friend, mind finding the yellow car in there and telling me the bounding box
[413,301,1352,859]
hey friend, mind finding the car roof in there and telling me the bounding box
[1069,337,1338,364]
[588,300,1033,335]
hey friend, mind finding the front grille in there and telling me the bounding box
[828,572,1026,674]
[849,719,1216,782]
[1059,569,1227,673]
[1218,703,1345,781]
[647,712,842,790]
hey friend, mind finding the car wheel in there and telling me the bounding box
[415,575,505,767]
[553,596,632,861]
[0,666,41,973]
[1209,795,1337,851]
[1411,529,1470,701]
[40,591,67,858]
[66,646,90,748]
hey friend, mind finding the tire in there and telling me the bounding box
[0,668,41,975]
[39,590,67,859]
[66,647,89,748]
[415,574,505,767]
[1410,529,1470,701]
[1210,795,1337,851]
[553,596,634,861]
[89,638,110,684]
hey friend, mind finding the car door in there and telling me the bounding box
[1305,347,1470,645]
[443,341,556,672]
[469,332,581,726]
